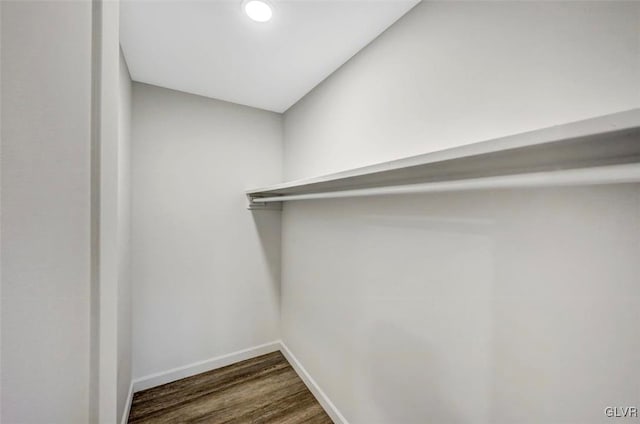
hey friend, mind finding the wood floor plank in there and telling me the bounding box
[131,368,302,423]
[132,353,286,407]
[128,351,333,424]
[215,388,319,424]
[129,353,291,421]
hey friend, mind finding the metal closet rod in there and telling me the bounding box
[251,163,640,203]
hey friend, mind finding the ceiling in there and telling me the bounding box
[120,0,418,113]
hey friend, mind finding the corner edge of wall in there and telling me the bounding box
[279,341,350,424]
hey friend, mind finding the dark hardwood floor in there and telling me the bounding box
[128,351,334,423]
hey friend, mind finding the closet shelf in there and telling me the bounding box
[246,108,640,210]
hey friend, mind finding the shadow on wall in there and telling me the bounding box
[251,210,282,303]
[356,187,640,423]
[367,321,463,424]
[361,213,495,235]
[347,201,496,423]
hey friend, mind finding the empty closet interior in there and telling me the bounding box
[1,0,639,423]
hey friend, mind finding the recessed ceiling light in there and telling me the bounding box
[243,0,273,23]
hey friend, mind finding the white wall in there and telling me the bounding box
[281,2,640,423]
[284,1,640,180]
[96,0,129,421]
[131,83,282,380]
[282,187,640,424]
[1,1,93,422]
[117,47,133,423]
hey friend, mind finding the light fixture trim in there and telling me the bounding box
[242,0,273,23]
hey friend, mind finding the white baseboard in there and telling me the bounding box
[132,341,281,392]
[127,340,347,424]
[279,342,349,424]
[120,381,134,424]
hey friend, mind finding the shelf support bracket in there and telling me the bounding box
[247,194,282,211]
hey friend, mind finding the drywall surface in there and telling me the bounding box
[281,187,640,423]
[281,2,640,423]
[96,0,125,420]
[131,83,282,379]
[0,1,93,422]
[117,47,133,422]
[284,1,640,180]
